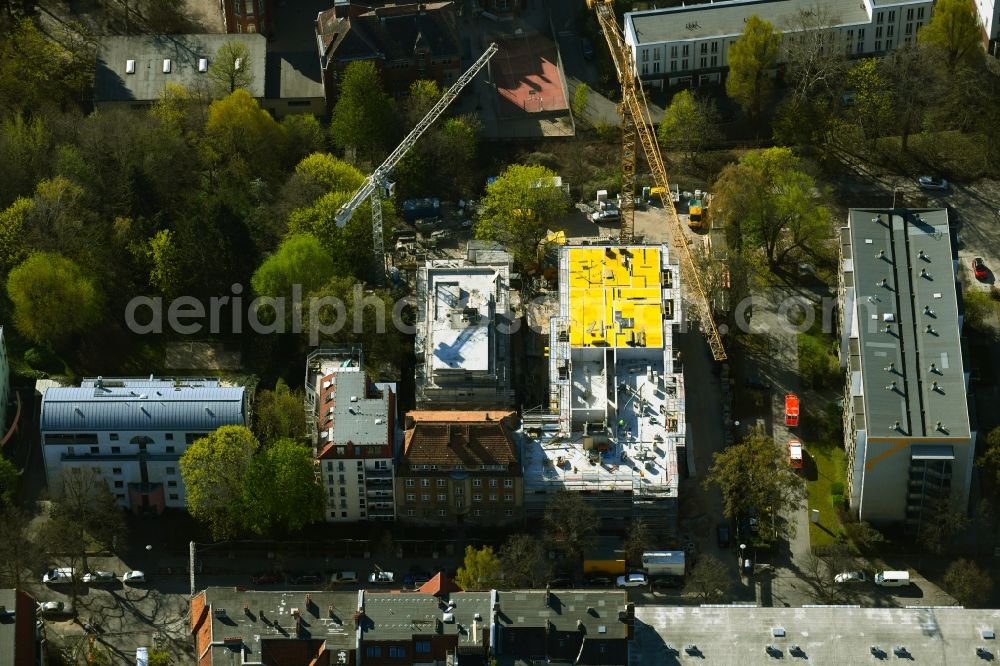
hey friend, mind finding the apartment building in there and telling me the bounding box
[396,411,523,526]
[305,348,397,523]
[838,208,975,530]
[222,0,272,35]
[522,244,685,540]
[975,0,1000,53]
[0,589,38,666]
[414,242,515,409]
[624,0,936,88]
[40,377,246,514]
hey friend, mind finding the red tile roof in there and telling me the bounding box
[403,412,518,467]
[418,572,463,597]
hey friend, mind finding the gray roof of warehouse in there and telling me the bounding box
[627,0,869,44]
[95,34,266,102]
[331,371,391,446]
[844,209,969,439]
[41,377,245,432]
[361,591,491,645]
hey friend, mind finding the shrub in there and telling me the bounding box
[24,347,62,373]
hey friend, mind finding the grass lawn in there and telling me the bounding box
[807,444,848,548]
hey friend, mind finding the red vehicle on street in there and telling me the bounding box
[784,394,800,427]
[973,257,988,280]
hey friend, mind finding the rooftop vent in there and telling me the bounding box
[885,381,897,391]
[163,59,171,73]
[234,57,243,71]
[872,215,883,224]
[932,381,941,393]
[918,250,927,260]
[891,420,901,431]
[876,249,885,259]
[772,627,786,638]
[198,58,208,72]
[930,362,938,373]
[920,268,929,278]
[885,362,895,372]
[981,629,995,640]
[936,421,946,432]
[473,613,482,621]
[923,305,934,316]
[126,59,136,74]
[350,396,358,402]
[598,625,607,633]
[214,608,227,618]
[577,619,585,631]
[926,324,935,334]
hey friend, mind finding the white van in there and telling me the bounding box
[874,570,910,587]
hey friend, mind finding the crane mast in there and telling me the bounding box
[333,43,500,274]
[587,0,727,361]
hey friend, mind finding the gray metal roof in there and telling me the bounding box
[495,590,628,638]
[41,377,245,432]
[361,591,492,644]
[94,34,266,102]
[844,209,970,439]
[627,0,870,44]
[265,50,325,100]
[331,371,391,446]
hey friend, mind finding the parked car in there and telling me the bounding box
[288,571,322,585]
[917,176,949,191]
[587,576,613,587]
[369,571,395,585]
[834,571,867,584]
[716,522,731,549]
[547,577,574,588]
[250,572,282,585]
[616,573,648,588]
[82,571,115,584]
[591,207,621,223]
[581,37,595,60]
[330,571,359,585]
[788,439,804,469]
[973,257,988,280]
[650,576,683,590]
[121,570,146,584]
[42,568,75,585]
[38,601,73,618]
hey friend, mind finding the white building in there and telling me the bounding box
[625,0,936,88]
[414,241,514,409]
[40,377,246,513]
[838,209,975,530]
[0,327,9,437]
[976,0,1000,54]
[522,244,685,539]
[305,348,397,523]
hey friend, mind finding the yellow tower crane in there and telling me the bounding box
[587,0,727,361]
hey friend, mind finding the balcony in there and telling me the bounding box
[368,506,395,517]
[365,469,393,479]
[367,490,394,499]
[365,476,394,487]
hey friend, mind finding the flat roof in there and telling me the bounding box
[328,370,391,447]
[567,247,664,349]
[627,0,870,44]
[362,591,492,644]
[843,209,969,439]
[634,605,1000,665]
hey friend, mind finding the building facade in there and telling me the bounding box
[221,0,272,35]
[315,1,461,103]
[415,243,515,409]
[0,589,38,666]
[976,0,1000,54]
[624,0,937,88]
[0,326,8,437]
[305,348,397,523]
[838,208,975,530]
[40,377,246,514]
[396,411,523,526]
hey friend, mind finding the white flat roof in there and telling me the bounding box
[427,268,497,373]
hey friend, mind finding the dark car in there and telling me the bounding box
[587,576,613,587]
[288,571,322,585]
[250,572,281,585]
[581,38,595,60]
[917,175,949,191]
[650,576,683,590]
[547,577,574,588]
[973,257,988,280]
[717,522,731,549]
[744,376,772,391]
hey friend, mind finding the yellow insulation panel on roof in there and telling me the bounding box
[567,247,664,348]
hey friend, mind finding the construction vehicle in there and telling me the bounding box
[333,43,499,276]
[784,394,800,427]
[587,0,726,361]
[687,193,712,230]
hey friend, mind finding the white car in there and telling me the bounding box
[38,601,73,617]
[369,571,395,585]
[616,573,648,588]
[42,568,75,585]
[121,570,146,584]
[834,571,867,584]
[917,176,949,191]
[82,571,115,584]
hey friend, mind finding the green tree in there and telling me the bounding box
[572,83,590,123]
[474,164,568,267]
[980,426,1000,484]
[0,112,49,207]
[207,40,256,97]
[251,233,336,303]
[254,379,308,444]
[711,147,831,271]
[0,456,19,507]
[725,14,781,119]
[543,491,597,567]
[0,19,92,113]
[657,89,719,162]
[942,559,992,606]
[703,428,805,541]
[282,114,327,162]
[684,554,733,602]
[879,45,936,151]
[241,439,324,535]
[405,79,441,126]
[329,61,399,163]
[0,196,29,276]
[455,545,501,590]
[294,152,366,193]
[918,0,983,71]
[846,58,893,145]
[798,333,839,389]
[623,519,655,566]
[6,252,103,348]
[144,229,182,298]
[180,426,260,539]
[203,89,288,183]
[499,533,549,588]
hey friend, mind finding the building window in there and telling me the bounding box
[473,494,482,502]
[875,40,882,51]
[858,28,865,40]
[407,493,416,501]
[338,461,345,472]
[114,481,124,488]
[454,486,464,496]
[340,488,346,497]
[437,493,447,501]
[503,479,513,488]
[916,22,923,32]
[340,499,347,508]
[356,460,363,469]
[165,433,173,440]
[90,446,99,454]
[421,479,430,487]
[653,47,660,60]
[886,39,893,49]
[489,494,498,502]
[505,509,514,517]
[474,509,481,516]
[407,509,415,516]
[917,7,924,19]
[328,488,334,497]
[169,493,179,500]
[421,494,430,502]
[438,509,446,517]
[641,48,649,62]
[699,57,706,68]
[670,45,677,58]
[505,494,513,501]
[681,58,688,69]
[682,44,689,57]
[489,479,497,488]
[415,641,431,654]
[109,433,119,441]
[473,479,481,487]
[366,647,382,658]
[437,478,446,487]
[905,23,912,35]
[710,41,718,53]
[115,493,125,501]
[876,11,883,23]
[166,467,176,475]
[710,55,718,67]
[357,474,364,482]
[168,481,177,488]
[905,36,912,44]
[388,647,406,658]
[166,446,175,453]
[887,24,894,37]
[700,43,707,54]
[906,8,914,20]
[328,475,334,485]
[876,26,882,38]
[456,499,464,507]
[406,479,415,487]
[670,61,677,72]
[641,63,648,74]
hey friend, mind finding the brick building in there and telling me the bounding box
[221,0,272,36]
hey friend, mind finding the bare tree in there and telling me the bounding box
[684,554,733,602]
[0,505,41,589]
[499,533,549,588]
[48,468,127,572]
[780,4,850,101]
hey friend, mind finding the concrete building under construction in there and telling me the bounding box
[522,243,685,539]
